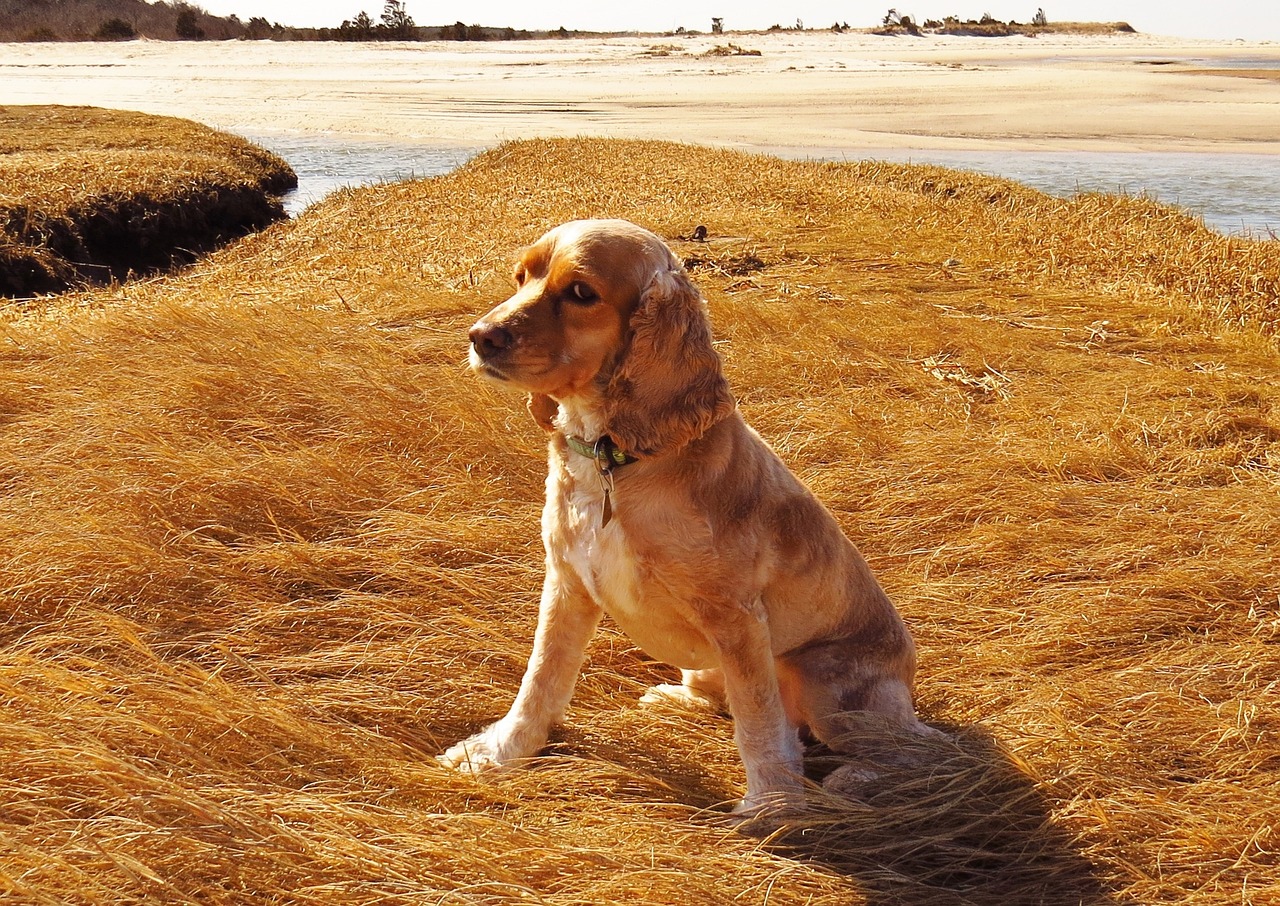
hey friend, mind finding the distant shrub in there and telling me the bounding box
[442,21,488,40]
[380,0,414,40]
[94,18,136,40]
[175,8,205,39]
[337,11,375,40]
[22,26,58,41]
[243,16,277,39]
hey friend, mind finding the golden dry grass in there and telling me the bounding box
[0,106,295,296]
[1,138,1277,905]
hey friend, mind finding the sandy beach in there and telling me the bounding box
[2,32,1280,154]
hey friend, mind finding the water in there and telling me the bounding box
[242,133,479,216]
[245,134,1279,239]
[805,148,1280,239]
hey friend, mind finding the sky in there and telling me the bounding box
[191,1,1280,42]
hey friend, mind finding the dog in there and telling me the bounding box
[439,219,936,818]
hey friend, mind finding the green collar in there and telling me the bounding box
[563,434,638,470]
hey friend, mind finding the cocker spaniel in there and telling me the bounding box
[440,219,936,818]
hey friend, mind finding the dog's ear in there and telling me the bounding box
[602,266,735,458]
[527,393,559,431]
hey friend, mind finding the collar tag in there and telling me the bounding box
[598,466,615,528]
[593,439,619,528]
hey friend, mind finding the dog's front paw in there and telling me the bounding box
[437,724,527,775]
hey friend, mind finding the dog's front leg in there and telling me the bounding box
[708,601,806,818]
[438,567,601,774]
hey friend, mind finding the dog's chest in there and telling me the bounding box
[556,465,715,670]
[560,470,636,606]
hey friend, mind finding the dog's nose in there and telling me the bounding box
[469,321,513,359]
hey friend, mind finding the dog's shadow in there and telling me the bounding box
[554,712,1117,905]
[766,723,1119,906]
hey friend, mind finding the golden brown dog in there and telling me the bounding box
[439,219,936,817]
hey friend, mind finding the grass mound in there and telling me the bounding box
[0,139,1276,905]
[0,106,296,297]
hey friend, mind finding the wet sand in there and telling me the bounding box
[2,32,1280,154]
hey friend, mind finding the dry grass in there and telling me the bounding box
[703,44,763,57]
[1,106,295,297]
[1,138,1277,905]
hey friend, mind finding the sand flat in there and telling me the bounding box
[2,32,1279,153]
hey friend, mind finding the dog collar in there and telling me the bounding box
[563,434,638,469]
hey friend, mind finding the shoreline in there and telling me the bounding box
[3,33,1280,156]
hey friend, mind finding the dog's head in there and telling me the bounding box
[468,219,734,456]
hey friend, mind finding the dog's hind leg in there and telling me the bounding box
[640,667,727,712]
[778,638,942,754]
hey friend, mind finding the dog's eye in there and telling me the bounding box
[567,282,599,304]
[514,267,527,286]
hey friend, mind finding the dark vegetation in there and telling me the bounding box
[0,0,556,41]
[0,106,296,297]
[1,0,1138,42]
[875,7,1136,37]
[0,0,245,40]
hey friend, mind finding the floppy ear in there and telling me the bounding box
[602,266,735,458]
[527,393,559,432]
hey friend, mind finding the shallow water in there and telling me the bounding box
[243,133,479,216]
[246,133,1279,239]
[793,148,1280,239]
